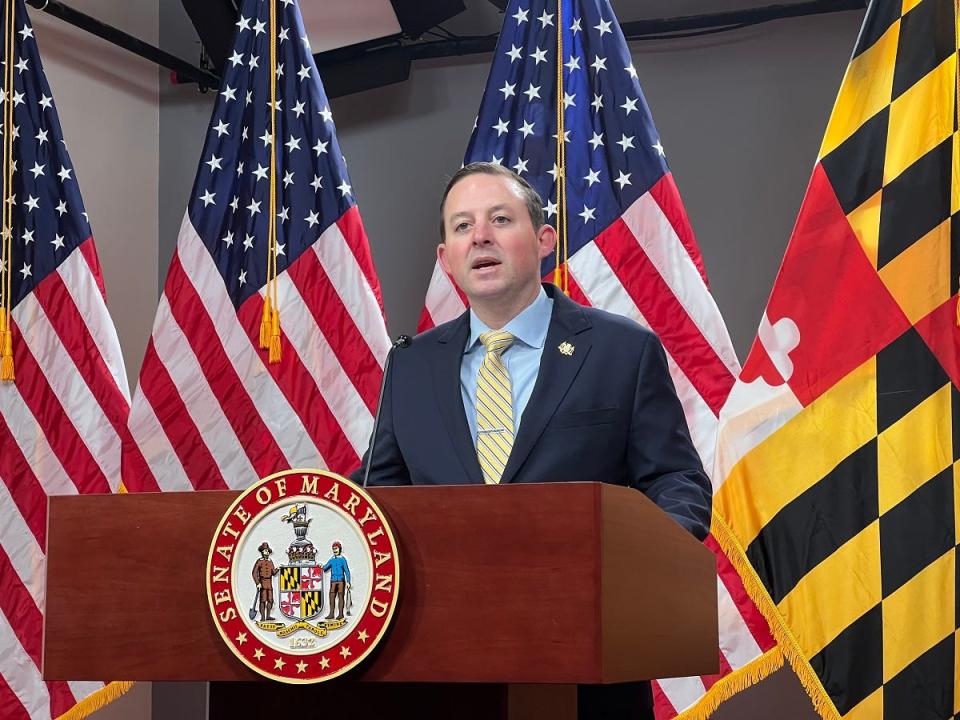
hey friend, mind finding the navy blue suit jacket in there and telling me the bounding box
[355,284,711,540]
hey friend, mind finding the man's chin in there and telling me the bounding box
[458,269,500,289]
[463,283,508,302]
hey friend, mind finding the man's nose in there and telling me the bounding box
[472,220,494,244]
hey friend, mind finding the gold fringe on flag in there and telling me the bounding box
[710,517,841,720]
[673,648,784,720]
[55,681,135,720]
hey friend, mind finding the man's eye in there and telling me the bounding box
[455,222,470,232]
[493,215,510,224]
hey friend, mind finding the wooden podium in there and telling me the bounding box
[43,483,717,719]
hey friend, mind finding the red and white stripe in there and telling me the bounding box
[0,238,129,719]
[124,206,391,492]
[419,174,775,719]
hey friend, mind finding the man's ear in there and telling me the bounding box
[537,224,558,260]
[437,241,451,274]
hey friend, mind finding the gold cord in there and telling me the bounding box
[553,0,568,294]
[263,0,282,362]
[1,0,15,381]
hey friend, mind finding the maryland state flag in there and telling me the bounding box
[712,0,960,717]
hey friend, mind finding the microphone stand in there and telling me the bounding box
[361,334,411,488]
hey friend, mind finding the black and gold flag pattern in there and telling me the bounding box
[712,0,960,718]
[280,566,300,591]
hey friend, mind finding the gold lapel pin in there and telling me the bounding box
[558,341,575,356]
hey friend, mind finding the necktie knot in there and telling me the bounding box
[480,330,514,356]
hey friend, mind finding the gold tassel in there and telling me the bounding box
[259,296,272,349]
[268,304,281,363]
[1,326,13,382]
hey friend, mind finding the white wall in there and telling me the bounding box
[31,0,159,385]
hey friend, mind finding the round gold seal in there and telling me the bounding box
[205,469,399,683]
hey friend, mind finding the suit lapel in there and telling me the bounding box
[430,313,484,485]
[499,288,592,484]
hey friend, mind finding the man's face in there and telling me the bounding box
[260,548,269,558]
[333,546,341,556]
[438,173,555,309]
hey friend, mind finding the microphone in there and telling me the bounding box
[362,334,412,488]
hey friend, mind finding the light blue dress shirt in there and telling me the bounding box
[460,288,553,446]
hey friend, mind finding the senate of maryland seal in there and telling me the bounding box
[206,469,400,683]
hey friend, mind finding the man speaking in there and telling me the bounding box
[355,162,712,718]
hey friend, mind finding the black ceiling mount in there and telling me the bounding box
[390,0,466,40]
[180,0,237,75]
[25,0,219,90]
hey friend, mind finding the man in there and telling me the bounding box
[355,163,711,718]
[322,541,351,621]
[251,542,279,622]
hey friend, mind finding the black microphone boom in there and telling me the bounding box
[361,335,411,488]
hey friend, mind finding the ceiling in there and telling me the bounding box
[301,0,832,53]
[301,1,401,53]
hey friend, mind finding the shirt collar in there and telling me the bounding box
[465,286,553,354]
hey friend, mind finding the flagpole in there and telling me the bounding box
[554,0,569,295]
[955,0,959,327]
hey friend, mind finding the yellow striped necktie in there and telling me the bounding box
[476,330,515,485]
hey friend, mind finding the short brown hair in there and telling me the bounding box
[439,162,545,241]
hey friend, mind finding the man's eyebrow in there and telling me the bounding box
[447,204,513,223]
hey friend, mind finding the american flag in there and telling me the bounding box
[419,1,779,716]
[123,0,390,491]
[0,1,132,718]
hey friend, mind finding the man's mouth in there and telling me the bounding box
[471,258,500,270]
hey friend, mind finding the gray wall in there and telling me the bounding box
[33,3,158,717]
[158,0,213,294]
[33,0,159,385]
